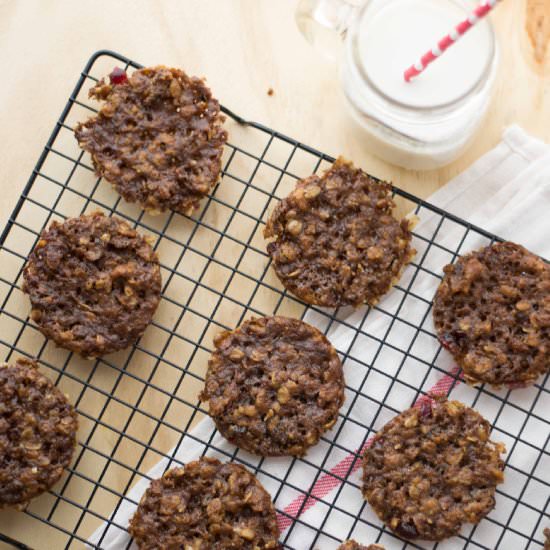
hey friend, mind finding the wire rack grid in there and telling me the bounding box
[0,50,548,550]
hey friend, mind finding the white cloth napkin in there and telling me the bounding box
[89,125,550,550]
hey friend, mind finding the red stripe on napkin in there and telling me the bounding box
[276,366,462,532]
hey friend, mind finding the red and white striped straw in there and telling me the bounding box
[404,0,501,82]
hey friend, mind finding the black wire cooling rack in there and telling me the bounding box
[0,50,549,550]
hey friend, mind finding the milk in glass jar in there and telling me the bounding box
[297,0,499,169]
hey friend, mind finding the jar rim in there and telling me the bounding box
[350,0,497,113]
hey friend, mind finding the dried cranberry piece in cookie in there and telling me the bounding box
[109,67,128,85]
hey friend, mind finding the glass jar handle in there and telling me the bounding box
[295,0,360,61]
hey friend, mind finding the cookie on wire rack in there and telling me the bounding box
[0,358,78,509]
[201,315,345,457]
[75,66,227,215]
[433,241,550,388]
[338,541,385,550]
[264,157,416,308]
[544,527,550,550]
[128,457,280,549]
[23,212,161,357]
[362,398,505,541]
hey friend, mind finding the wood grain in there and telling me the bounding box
[526,0,550,65]
[0,1,549,548]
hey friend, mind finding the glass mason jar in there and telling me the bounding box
[296,0,499,170]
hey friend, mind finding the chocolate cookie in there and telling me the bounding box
[75,66,227,214]
[0,359,78,509]
[433,242,550,387]
[23,212,161,357]
[201,316,345,456]
[128,457,280,549]
[362,399,505,541]
[338,541,385,550]
[264,157,415,307]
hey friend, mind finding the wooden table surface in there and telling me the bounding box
[0,0,549,548]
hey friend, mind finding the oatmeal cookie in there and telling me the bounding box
[75,66,227,214]
[338,541,385,550]
[433,242,550,387]
[362,399,505,541]
[264,157,415,307]
[0,359,78,509]
[23,212,161,357]
[201,316,345,456]
[128,457,280,549]
[544,528,550,550]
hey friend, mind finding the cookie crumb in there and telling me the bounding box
[267,87,274,96]
[338,541,385,550]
